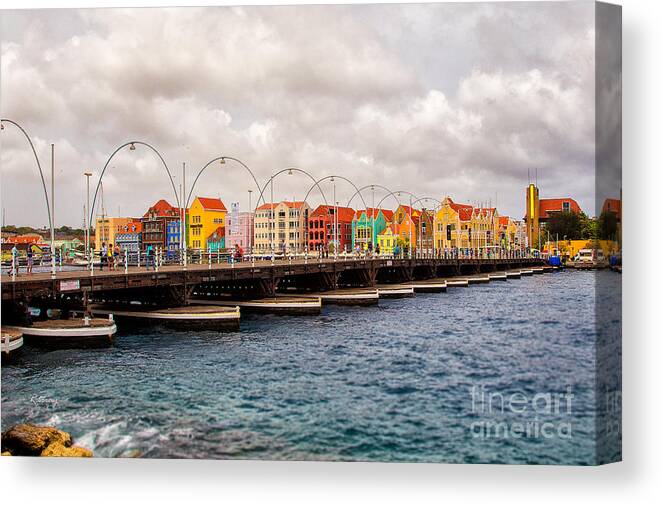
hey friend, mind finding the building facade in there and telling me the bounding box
[115,220,142,253]
[524,183,583,250]
[226,203,254,252]
[433,197,499,251]
[351,208,393,251]
[377,223,402,255]
[94,217,133,251]
[206,226,225,252]
[141,199,181,252]
[187,197,227,251]
[253,201,310,254]
[308,205,355,253]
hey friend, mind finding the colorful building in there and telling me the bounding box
[226,203,254,252]
[308,205,355,253]
[206,226,226,252]
[433,197,499,251]
[187,197,227,251]
[377,223,403,255]
[142,199,181,253]
[94,217,135,251]
[524,184,583,249]
[115,220,142,253]
[253,201,311,254]
[351,208,393,250]
[393,205,419,249]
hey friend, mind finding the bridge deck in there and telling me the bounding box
[1,257,542,301]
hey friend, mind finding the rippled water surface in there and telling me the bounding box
[1,270,621,464]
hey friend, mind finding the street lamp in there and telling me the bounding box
[84,172,92,262]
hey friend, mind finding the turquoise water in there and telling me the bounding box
[1,270,621,464]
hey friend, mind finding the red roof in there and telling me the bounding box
[254,201,307,211]
[380,223,402,236]
[310,205,356,222]
[196,197,227,212]
[144,199,179,218]
[356,208,394,222]
[538,198,582,219]
[499,216,510,226]
[601,198,621,218]
[282,201,306,209]
[397,205,421,225]
[446,197,473,213]
[207,226,225,240]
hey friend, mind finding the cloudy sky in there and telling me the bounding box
[1,1,599,228]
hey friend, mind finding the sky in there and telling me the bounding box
[0,1,602,228]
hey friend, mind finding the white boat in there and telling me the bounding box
[1,328,24,357]
[5,316,117,348]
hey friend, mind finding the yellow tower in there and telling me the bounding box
[526,184,540,249]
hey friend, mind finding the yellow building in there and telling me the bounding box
[377,223,402,255]
[548,239,620,259]
[434,197,499,250]
[94,217,133,251]
[187,197,227,250]
[393,205,418,248]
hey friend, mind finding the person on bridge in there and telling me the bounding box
[8,244,19,276]
[26,247,34,275]
[100,242,107,271]
[145,244,155,270]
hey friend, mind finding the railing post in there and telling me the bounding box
[208,247,212,270]
[11,254,16,281]
[90,249,94,276]
[124,250,128,274]
[137,248,141,268]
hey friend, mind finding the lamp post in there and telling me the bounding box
[182,161,187,269]
[50,144,56,279]
[248,189,253,256]
[84,172,92,266]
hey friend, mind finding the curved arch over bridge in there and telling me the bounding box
[89,141,179,231]
[253,167,329,255]
[185,156,263,211]
[0,118,52,230]
[301,174,369,212]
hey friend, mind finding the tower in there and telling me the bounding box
[526,183,539,249]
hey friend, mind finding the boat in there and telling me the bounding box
[4,316,117,349]
[1,327,24,358]
[84,305,240,331]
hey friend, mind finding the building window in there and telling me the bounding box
[562,201,570,212]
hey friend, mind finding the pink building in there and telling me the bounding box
[225,203,254,252]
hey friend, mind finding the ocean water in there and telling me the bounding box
[1,270,621,464]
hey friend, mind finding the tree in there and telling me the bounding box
[546,211,584,240]
[598,211,619,241]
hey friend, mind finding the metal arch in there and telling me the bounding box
[346,184,401,209]
[89,141,179,229]
[186,156,263,210]
[301,174,369,212]
[410,196,444,210]
[253,167,329,215]
[374,188,409,211]
[1,118,52,230]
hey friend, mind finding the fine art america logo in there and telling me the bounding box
[469,385,574,439]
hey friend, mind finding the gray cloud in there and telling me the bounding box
[1,3,598,227]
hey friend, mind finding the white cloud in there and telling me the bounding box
[1,3,599,227]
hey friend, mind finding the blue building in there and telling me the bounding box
[115,220,142,253]
[166,219,181,259]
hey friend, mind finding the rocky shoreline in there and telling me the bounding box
[1,424,93,457]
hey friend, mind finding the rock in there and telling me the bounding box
[1,423,92,457]
[41,442,93,458]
